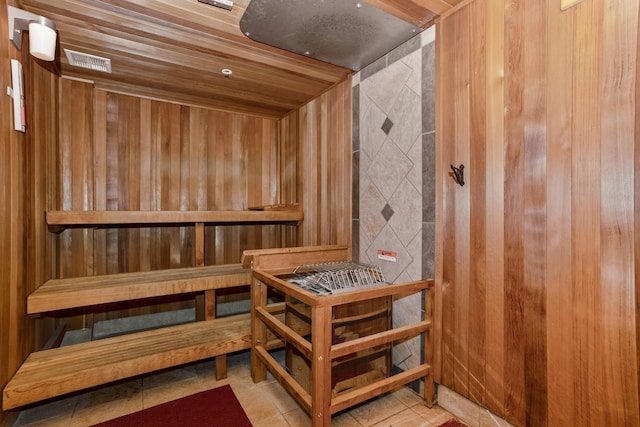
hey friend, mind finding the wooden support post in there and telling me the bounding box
[251,278,268,382]
[423,287,434,407]
[195,222,207,321]
[194,222,205,267]
[193,222,225,379]
[311,304,332,427]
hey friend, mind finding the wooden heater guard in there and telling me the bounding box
[242,245,434,427]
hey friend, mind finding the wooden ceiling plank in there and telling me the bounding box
[365,0,440,27]
[18,0,410,115]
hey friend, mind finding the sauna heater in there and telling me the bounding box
[243,245,433,427]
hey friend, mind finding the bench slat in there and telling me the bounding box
[28,264,251,314]
[46,209,303,229]
[2,314,252,410]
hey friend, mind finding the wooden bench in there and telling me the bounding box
[4,208,303,411]
[3,263,256,411]
[28,264,252,314]
[2,313,252,410]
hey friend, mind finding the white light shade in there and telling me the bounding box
[28,21,56,61]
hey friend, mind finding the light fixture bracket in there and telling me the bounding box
[197,0,234,11]
[8,5,56,51]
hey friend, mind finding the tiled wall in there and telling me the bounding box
[352,27,436,371]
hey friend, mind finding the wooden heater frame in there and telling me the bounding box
[242,245,434,427]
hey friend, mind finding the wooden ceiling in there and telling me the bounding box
[18,0,461,118]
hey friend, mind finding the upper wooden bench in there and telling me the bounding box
[46,207,303,232]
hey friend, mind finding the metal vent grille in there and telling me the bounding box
[64,49,112,73]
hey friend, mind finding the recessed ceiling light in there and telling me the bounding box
[221,68,232,77]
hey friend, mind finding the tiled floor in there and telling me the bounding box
[10,351,458,427]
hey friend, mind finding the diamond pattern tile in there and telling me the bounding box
[381,203,395,221]
[381,117,394,135]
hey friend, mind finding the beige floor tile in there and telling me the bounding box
[16,417,72,427]
[235,383,284,425]
[479,409,514,427]
[331,411,363,426]
[437,386,480,427]
[141,378,210,408]
[391,386,429,408]
[370,407,432,427]
[411,403,455,426]
[12,394,77,427]
[251,412,291,427]
[282,408,312,427]
[261,380,302,414]
[346,393,409,427]
[70,379,143,426]
[10,351,455,427]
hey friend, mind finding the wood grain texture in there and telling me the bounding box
[545,0,574,424]
[55,80,294,323]
[364,0,440,27]
[3,313,252,410]
[14,0,458,118]
[53,77,350,327]
[599,0,639,423]
[19,0,352,118]
[467,0,487,406]
[522,1,548,425]
[482,0,505,416]
[294,79,352,248]
[28,264,251,314]
[437,0,640,425]
[1,6,58,423]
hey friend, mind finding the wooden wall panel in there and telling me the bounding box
[0,1,26,419]
[436,0,640,425]
[467,0,487,407]
[294,79,352,247]
[56,82,297,322]
[1,1,58,420]
[482,0,505,416]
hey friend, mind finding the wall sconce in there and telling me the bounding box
[8,5,57,61]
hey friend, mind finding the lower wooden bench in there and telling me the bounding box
[2,313,252,411]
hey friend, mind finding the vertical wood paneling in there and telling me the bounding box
[93,90,108,277]
[503,0,526,421]
[599,0,639,423]
[1,6,58,421]
[59,79,94,329]
[453,6,471,397]
[295,79,352,247]
[522,1,548,425]
[483,0,505,416]
[1,0,14,417]
[545,0,574,424]
[57,82,302,321]
[29,61,58,349]
[572,1,604,425]
[436,15,456,387]
[636,2,640,416]
[279,111,299,246]
[437,0,640,425]
[467,0,487,406]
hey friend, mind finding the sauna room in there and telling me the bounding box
[1,0,639,426]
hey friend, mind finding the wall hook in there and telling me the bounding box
[450,164,465,187]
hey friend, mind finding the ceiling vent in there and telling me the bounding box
[64,49,112,73]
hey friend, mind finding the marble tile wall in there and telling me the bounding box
[352,26,436,372]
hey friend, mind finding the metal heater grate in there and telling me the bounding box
[288,261,386,295]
